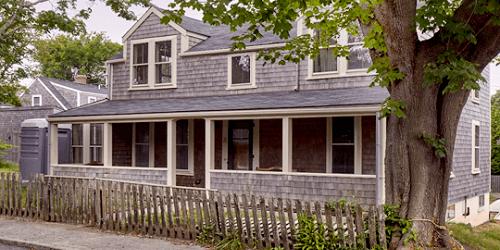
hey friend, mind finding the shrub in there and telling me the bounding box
[215,232,244,250]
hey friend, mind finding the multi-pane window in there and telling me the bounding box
[347,33,372,70]
[71,124,83,164]
[228,54,255,88]
[32,95,41,106]
[155,41,172,84]
[176,120,189,171]
[313,31,337,73]
[130,36,176,88]
[479,194,485,208]
[331,117,355,174]
[446,204,456,220]
[89,123,103,165]
[135,123,150,167]
[132,43,148,85]
[472,121,480,173]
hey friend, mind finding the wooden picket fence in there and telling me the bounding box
[0,172,388,249]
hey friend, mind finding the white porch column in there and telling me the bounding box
[282,117,293,172]
[375,112,387,205]
[167,120,177,186]
[205,119,215,189]
[49,123,58,175]
[102,122,113,166]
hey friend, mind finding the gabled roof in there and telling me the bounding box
[50,86,388,118]
[35,77,108,110]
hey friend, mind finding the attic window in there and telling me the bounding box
[227,53,256,90]
[129,36,177,90]
[32,95,42,106]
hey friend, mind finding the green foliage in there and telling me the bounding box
[215,232,244,250]
[420,134,447,158]
[381,98,406,119]
[492,91,500,175]
[0,140,17,172]
[424,50,484,94]
[448,222,500,250]
[384,205,416,246]
[0,0,150,105]
[0,83,27,106]
[294,213,346,250]
[33,33,122,84]
[196,224,219,246]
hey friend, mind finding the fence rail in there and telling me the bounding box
[0,173,387,249]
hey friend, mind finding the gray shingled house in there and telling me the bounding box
[47,6,491,226]
[0,77,107,163]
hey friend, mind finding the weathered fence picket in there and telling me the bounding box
[0,173,389,249]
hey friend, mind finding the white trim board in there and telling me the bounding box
[36,78,68,110]
[48,105,382,123]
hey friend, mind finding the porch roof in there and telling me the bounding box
[49,87,388,118]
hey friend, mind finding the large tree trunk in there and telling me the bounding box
[384,60,469,248]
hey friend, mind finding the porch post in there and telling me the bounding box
[49,123,58,175]
[282,117,293,172]
[167,120,177,186]
[205,119,215,189]
[102,122,113,166]
[375,112,386,205]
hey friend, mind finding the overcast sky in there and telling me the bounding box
[35,0,500,95]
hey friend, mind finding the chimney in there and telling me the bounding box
[74,75,88,85]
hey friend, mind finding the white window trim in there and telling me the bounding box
[71,124,84,164]
[326,116,363,174]
[471,120,481,174]
[446,204,456,220]
[32,95,42,106]
[478,194,486,211]
[307,30,373,80]
[227,52,257,90]
[176,120,195,176]
[471,90,480,104]
[88,96,97,103]
[129,35,177,90]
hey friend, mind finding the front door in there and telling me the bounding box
[228,120,254,170]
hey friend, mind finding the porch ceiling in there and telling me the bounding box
[49,87,388,119]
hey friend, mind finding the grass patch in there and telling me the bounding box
[448,222,500,250]
[0,161,19,173]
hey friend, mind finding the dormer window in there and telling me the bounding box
[308,28,372,79]
[129,36,177,90]
[32,95,42,106]
[227,53,256,90]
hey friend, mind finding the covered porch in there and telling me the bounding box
[47,88,388,205]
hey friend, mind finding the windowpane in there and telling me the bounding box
[313,48,337,73]
[347,45,372,70]
[156,64,171,84]
[135,144,149,167]
[133,65,148,85]
[72,147,83,164]
[90,147,102,165]
[332,117,354,143]
[231,55,251,84]
[133,43,148,64]
[474,90,480,99]
[72,124,83,146]
[176,120,189,170]
[33,97,41,106]
[475,148,480,169]
[136,123,149,144]
[474,125,480,146]
[332,145,355,173]
[447,204,455,220]
[90,124,103,146]
[155,41,171,63]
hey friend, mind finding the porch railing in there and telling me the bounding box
[0,172,388,249]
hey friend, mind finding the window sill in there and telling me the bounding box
[225,84,257,90]
[471,98,480,104]
[176,170,194,176]
[450,172,456,179]
[471,169,481,175]
[128,84,177,91]
[306,71,375,80]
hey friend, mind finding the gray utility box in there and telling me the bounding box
[19,119,71,181]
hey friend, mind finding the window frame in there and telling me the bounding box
[478,194,485,209]
[326,116,363,174]
[32,95,42,106]
[471,120,481,174]
[307,30,373,79]
[89,123,103,165]
[446,204,456,220]
[129,35,177,90]
[227,53,257,90]
[175,120,195,175]
[71,124,84,164]
[471,89,480,104]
